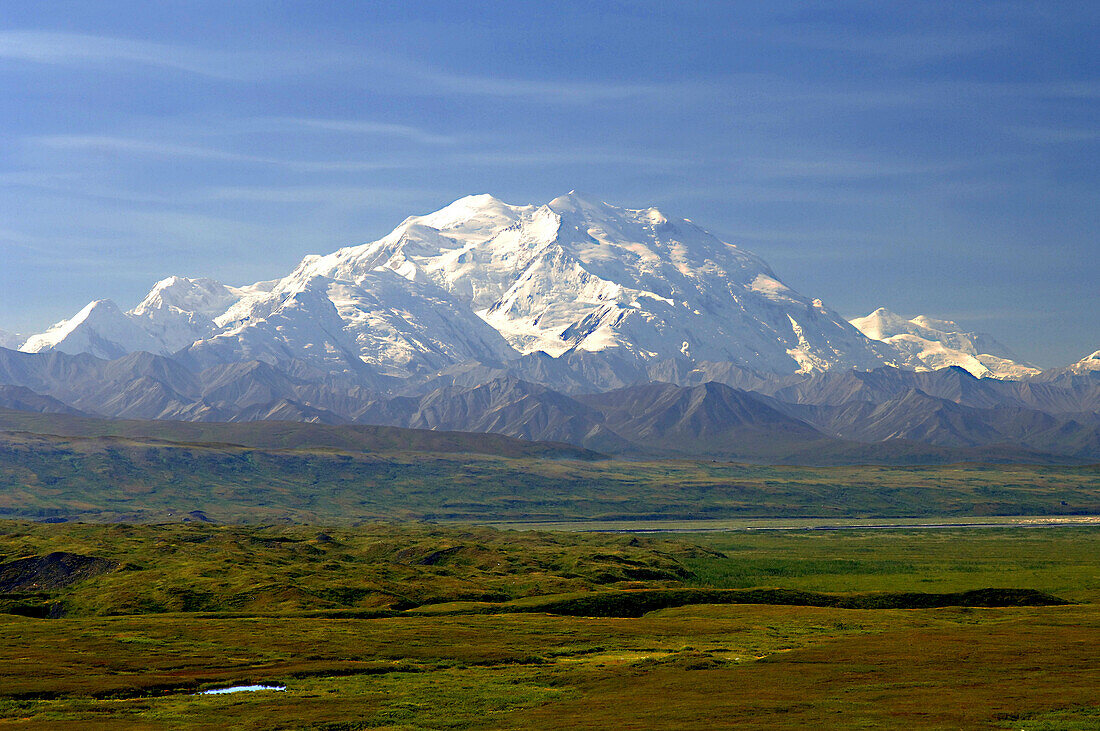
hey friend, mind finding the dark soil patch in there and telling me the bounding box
[509,587,1070,617]
[0,552,120,592]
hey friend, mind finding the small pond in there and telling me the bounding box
[198,684,286,695]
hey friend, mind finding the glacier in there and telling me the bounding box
[10,192,1046,381]
[849,307,1040,379]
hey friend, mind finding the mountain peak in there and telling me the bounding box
[65,299,123,324]
[443,192,510,212]
[910,314,961,332]
[131,276,238,318]
[547,193,668,226]
[850,308,910,340]
[20,299,159,360]
[16,192,1053,381]
[1065,349,1100,374]
[850,308,1038,379]
[547,190,613,214]
[417,193,525,231]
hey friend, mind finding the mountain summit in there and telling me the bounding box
[849,308,1039,379]
[14,193,1034,381]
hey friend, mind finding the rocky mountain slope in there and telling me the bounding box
[1,345,1097,463]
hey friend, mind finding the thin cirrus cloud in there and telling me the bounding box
[2,28,1095,114]
[196,185,443,206]
[735,156,970,182]
[445,149,683,168]
[297,51,704,104]
[1009,126,1100,144]
[384,63,696,103]
[271,118,460,146]
[30,133,681,174]
[0,30,285,80]
[763,27,1013,64]
[0,29,695,104]
[30,135,413,172]
[15,27,1056,111]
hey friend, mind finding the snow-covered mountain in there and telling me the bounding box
[1064,350,1100,375]
[849,308,1040,379]
[273,191,906,374]
[14,193,1058,382]
[188,267,517,378]
[18,277,253,361]
[20,299,163,360]
[129,276,250,352]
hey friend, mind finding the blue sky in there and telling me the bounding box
[0,1,1096,366]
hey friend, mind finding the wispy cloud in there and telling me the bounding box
[30,133,679,172]
[35,135,272,163]
[0,30,279,80]
[31,135,411,172]
[1009,125,1100,143]
[0,170,181,206]
[390,64,694,103]
[768,27,1013,64]
[960,79,1100,102]
[737,155,968,181]
[272,118,459,145]
[331,46,702,103]
[3,28,1095,118]
[446,149,683,168]
[197,185,440,206]
[0,29,697,105]
[711,75,1100,115]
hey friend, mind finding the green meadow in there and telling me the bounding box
[2,418,1097,729]
[1,520,1098,729]
[1,430,1098,523]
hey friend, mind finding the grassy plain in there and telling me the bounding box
[0,521,1097,728]
[1,430,1097,523]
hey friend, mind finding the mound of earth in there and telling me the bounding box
[0,552,119,592]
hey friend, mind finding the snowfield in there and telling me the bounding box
[13,193,1048,380]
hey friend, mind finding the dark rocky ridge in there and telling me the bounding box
[0,346,1097,463]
